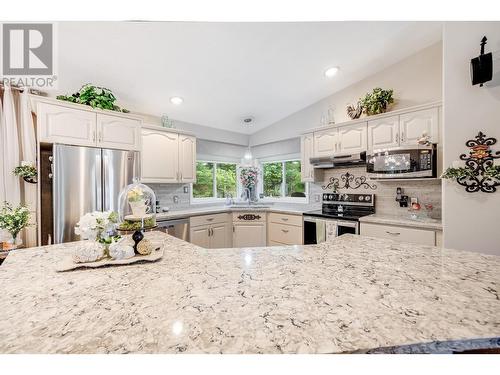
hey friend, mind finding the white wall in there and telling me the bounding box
[249,42,443,147]
[443,22,500,255]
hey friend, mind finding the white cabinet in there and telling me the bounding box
[300,133,315,182]
[141,129,179,183]
[313,128,337,157]
[37,102,142,150]
[360,222,436,246]
[38,102,97,146]
[337,123,367,154]
[367,108,440,150]
[267,212,303,246]
[367,115,400,150]
[97,114,141,151]
[178,134,197,183]
[232,212,267,247]
[399,108,439,146]
[140,127,197,184]
[189,213,231,249]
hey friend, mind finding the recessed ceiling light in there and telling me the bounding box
[324,67,339,78]
[242,116,254,125]
[170,96,184,105]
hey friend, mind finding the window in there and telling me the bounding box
[262,160,306,199]
[192,161,237,200]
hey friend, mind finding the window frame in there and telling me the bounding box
[191,160,238,204]
[259,159,308,203]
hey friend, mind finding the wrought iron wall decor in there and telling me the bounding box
[454,131,499,193]
[322,171,377,191]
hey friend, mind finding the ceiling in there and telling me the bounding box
[53,22,442,134]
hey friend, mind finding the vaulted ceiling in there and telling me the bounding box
[52,21,442,134]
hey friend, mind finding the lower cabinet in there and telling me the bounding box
[189,213,231,249]
[267,212,303,246]
[360,222,437,246]
[232,212,267,247]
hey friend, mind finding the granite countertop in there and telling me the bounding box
[155,204,315,221]
[0,232,498,353]
[359,214,443,231]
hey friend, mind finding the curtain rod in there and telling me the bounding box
[0,83,25,92]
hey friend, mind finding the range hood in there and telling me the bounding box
[310,151,366,169]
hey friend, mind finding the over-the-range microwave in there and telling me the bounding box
[366,144,437,179]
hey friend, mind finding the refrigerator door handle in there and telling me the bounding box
[96,151,103,211]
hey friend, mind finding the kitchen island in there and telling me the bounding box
[0,232,499,353]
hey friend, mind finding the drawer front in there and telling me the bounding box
[268,222,303,245]
[268,212,303,227]
[360,223,435,246]
[190,213,228,227]
[232,212,267,223]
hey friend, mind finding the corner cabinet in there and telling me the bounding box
[140,126,197,184]
[37,101,141,150]
[300,133,314,182]
[189,213,231,249]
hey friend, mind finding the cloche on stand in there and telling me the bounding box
[117,179,157,233]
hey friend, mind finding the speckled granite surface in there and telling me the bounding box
[0,233,498,353]
[359,214,443,230]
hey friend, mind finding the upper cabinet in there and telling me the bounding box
[399,108,439,146]
[38,102,97,147]
[368,108,439,151]
[337,123,367,154]
[97,114,141,151]
[178,134,197,183]
[140,127,197,184]
[300,133,314,182]
[313,128,337,157]
[37,101,141,150]
[367,115,400,150]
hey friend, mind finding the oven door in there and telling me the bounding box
[336,220,359,237]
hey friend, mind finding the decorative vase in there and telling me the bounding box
[129,200,148,216]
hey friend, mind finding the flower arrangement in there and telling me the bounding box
[240,167,259,188]
[127,186,145,203]
[74,211,119,244]
[360,87,394,116]
[13,162,37,183]
[0,202,31,243]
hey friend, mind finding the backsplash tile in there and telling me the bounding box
[148,183,192,210]
[313,167,442,219]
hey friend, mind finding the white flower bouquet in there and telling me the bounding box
[74,211,119,244]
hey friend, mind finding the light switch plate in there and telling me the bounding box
[183,186,189,194]
[315,194,321,202]
[410,197,418,205]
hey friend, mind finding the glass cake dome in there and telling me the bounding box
[117,179,156,233]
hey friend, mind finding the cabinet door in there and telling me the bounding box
[337,122,367,154]
[313,128,337,157]
[190,225,210,248]
[179,135,197,183]
[141,129,179,183]
[399,108,439,146]
[300,133,314,182]
[38,102,97,146]
[233,224,266,247]
[367,116,400,151]
[97,114,141,151]
[210,223,228,249]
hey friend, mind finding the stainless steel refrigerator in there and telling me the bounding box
[51,144,139,244]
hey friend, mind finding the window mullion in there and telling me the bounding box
[281,162,285,198]
[213,162,217,199]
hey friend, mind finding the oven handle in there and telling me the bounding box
[336,220,358,228]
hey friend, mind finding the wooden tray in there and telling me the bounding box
[56,246,163,272]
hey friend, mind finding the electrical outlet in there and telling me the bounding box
[173,195,179,204]
[314,194,321,202]
[410,197,418,205]
[183,185,189,194]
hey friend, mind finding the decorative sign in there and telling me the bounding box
[322,171,377,191]
[237,214,262,221]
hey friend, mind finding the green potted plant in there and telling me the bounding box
[13,162,37,183]
[0,202,31,250]
[360,87,394,116]
[57,84,129,113]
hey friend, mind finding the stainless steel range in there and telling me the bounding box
[303,193,375,245]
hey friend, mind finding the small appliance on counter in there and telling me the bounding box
[303,193,375,245]
[366,144,437,179]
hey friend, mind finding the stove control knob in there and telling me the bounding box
[365,196,371,201]
[358,196,364,201]
[329,194,333,200]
